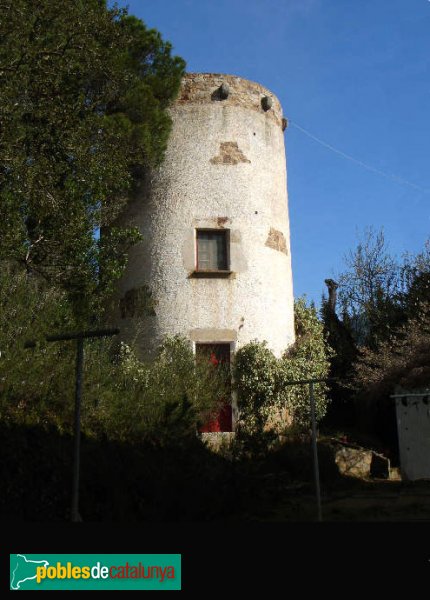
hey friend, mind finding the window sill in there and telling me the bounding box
[189,270,234,279]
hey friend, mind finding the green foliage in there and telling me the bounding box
[92,337,229,444]
[337,228,403,348]
[233,340,278,431]
[401,240,430,319]
[324,229,430,443]
[349,299,430,450]
[232,341,279,455]
[320,288,358,415]
[336,228,430,349]
[0,266,77,429]
[234,297,333,441]
[0,269,225,443]
[0,1,185,314]
[280,297,334,424]
[353,301,430,399]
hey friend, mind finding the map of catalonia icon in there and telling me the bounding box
[10,555,50,590]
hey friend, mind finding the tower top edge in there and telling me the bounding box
[174,72,285,126]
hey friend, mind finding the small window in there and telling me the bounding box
[196,229,229,271]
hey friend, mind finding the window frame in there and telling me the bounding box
[195,228,231,274]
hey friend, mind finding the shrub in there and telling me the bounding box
[92,336,228,444]
[234,297,333,443]
[280,297,333,425]
[0,265,76,430]
[0,267,226,442]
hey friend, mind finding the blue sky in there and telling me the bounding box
[119,0,430,304]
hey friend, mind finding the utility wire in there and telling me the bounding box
[288,119,429,194]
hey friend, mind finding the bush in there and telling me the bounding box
[280,297,334,425]
[92,336,228,444]
[234,297,333,444]
[0,265,76,430]
[353,301,430,398]
[0,267,226,442]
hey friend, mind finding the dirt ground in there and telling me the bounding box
[255,479,430,522]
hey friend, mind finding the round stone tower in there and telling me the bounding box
[114,73,295,361]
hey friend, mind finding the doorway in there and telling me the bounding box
[196,342,232,432]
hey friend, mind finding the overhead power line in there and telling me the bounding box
[288,119,429,194]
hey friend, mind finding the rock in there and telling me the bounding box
[389,467,402,481]
[335,446,373,478]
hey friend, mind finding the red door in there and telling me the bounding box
[196,343,232,432]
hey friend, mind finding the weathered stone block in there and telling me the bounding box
[265,227,288,255]
[335,446,373,478]
[210,141,250,165]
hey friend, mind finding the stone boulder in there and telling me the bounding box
[335,446,373,478]
[334,443,391,479]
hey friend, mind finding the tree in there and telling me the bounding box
[354,302,430,399]
[400,240,430,319]
[0,266,226,441]
[336,227,403,348]
[334,228,430,349]
[325,229,430,446]
[320,279,357,426]
[0,1,185,317]
[351,301,430,453]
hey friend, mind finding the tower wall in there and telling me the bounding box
[114,73,295,358]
